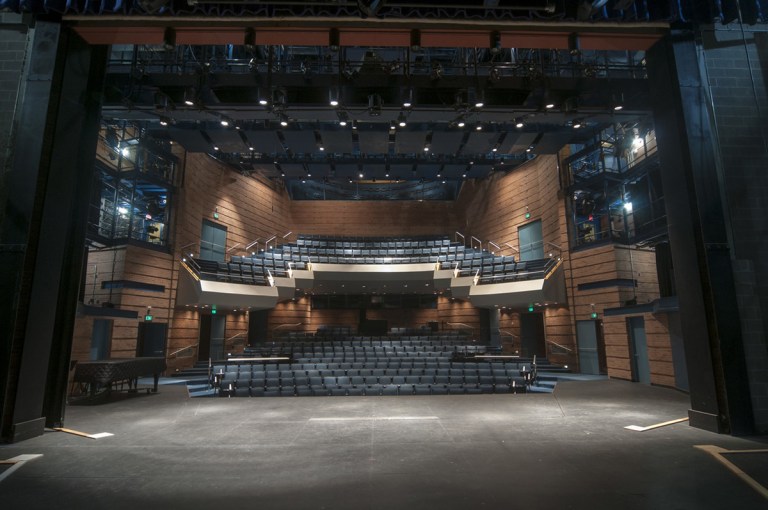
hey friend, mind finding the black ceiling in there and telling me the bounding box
[102,42,652,200]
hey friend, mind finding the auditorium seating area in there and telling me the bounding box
[210,333,548,397]
[185,234,560,285]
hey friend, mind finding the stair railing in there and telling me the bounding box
[168,344,197,359]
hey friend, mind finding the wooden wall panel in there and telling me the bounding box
[290,200,458,238]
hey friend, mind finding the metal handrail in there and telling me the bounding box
[499,330,520,355]
[471,236,482,250]
[487,241,502,254]
[504,243,520,254]
[265,235,277,250]
[445,322,474,336]
[455,231,465,246]
[546,339,574,353]
[272,323,303,331]
[168,344,197,358]
[226,243,242,253]
[245,238,261,252]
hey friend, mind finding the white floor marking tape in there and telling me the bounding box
[0,454,43,484]
[624,417,689,432]
[309,416,439,422]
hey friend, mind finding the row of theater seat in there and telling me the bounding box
[222,374,529,397]
[217,334,537,397]
[187,233,556,286]
[296,235,453,249]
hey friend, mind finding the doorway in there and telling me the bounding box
[576,320,606,375]
[199,313,226,361]
[627,316,651,384]
[520,312,546,358]
[136,322,167,358]
[90,319,112,360]
[200,219,227,261]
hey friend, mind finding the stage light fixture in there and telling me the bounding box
[162,27,176,51]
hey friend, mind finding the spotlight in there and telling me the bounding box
[572,120,582,129]
[402,88,413,108]
[329,28,340,52]
[489,31,501,55]
[488,66,501,83]
[475,123,483,131]
[220,118,229,127]
[367,94,382,116]
[244,27,256,49]
[162,27,176,51]
[457,120,465,128]
[329,87,340,107]
[430,61,443,81]
[410,29,421,51]
[159,116,169,126]
[397,112,407,127]
[183,87,197,106]
[515,119,524,128]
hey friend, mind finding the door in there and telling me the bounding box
[627,316,651,384]
[200,219,227,261]
[577,320,601,375]
[136,322,167,358]
[198,314,227,361]
[90,319,112,360]
[518,220,544,261]
[248,310,268,346]
[209,315,227,360]
[520,312,546,358]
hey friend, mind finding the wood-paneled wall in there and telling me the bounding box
[72,148,679,389]
[290,200,458,238]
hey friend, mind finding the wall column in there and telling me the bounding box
[0,22,106,442]
[647,31,753,434]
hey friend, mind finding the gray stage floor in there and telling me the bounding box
[1,379,766,510]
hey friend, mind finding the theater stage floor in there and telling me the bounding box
[1,379,766,510]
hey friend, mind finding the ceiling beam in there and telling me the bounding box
[68,18,666,51]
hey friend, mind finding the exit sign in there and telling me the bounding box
[144,314,153,321]
[590,312,598,319]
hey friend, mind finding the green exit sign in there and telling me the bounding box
[144,314,153,321]
[213,211,219,220]
[528,305,534,312]
[525,212,531,219]
[591,312,598,319]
